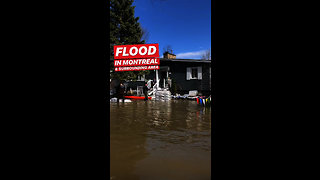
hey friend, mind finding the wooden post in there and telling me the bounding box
[163,78,165,88]
[156,69,159,90]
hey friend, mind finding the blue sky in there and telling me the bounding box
[132,0,211,59]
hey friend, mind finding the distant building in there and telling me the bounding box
[163,51,176,59]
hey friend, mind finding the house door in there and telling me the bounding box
[160,71,167,88]
[158,66,170,89]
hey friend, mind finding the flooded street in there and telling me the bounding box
[110,100,211,180]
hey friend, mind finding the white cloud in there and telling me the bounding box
[176,50,207,59]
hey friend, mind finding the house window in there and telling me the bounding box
[191,68,198,79]
[137,74,145,81]
[187,66,202,80]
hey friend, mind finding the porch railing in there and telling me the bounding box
[148,79,160,96]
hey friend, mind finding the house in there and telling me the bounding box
[110,52,212,96]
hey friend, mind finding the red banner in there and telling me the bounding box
[114,66,159,72]
[114,58,160,67]
[114,44,159,59]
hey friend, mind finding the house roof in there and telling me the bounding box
[160,58,211,63]
[109,58,211,63]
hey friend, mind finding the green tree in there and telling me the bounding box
[169,78,177,95]
[110,0,149,81]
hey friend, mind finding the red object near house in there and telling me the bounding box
[124,96,152,100]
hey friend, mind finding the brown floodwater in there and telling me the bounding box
[110,100,211,180]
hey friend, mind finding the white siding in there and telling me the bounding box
[186,67,191,80]
[209,67,211,90]
[197,66,202,80]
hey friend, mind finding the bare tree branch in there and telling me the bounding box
[163,45,173,54]
[140,25,150,42]
[201,48,211,60]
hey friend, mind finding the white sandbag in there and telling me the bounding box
[189,90,198,97]
[110,98,118,102]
